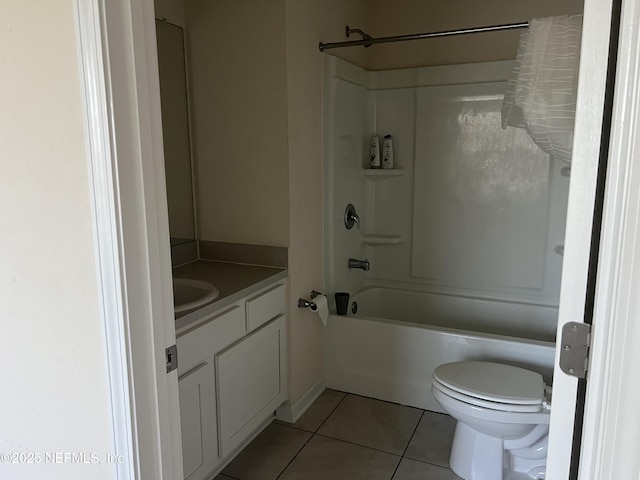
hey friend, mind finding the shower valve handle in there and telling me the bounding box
[344,204,360,230]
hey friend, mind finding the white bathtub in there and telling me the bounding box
[324,286,557,413]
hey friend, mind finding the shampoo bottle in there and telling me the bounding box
[382,135,394,169]
[370,136,381,168]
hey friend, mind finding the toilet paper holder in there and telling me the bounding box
[297,290,323,309]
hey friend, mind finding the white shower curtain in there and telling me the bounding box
[501,15,583,163]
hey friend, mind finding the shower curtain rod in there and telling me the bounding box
[318,22,529,52]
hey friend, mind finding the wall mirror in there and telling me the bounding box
[155,19,196,246]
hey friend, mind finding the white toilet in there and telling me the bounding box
[431,361,551,480]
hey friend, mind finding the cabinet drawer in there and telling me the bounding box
[177,305,245,375]
[245,283,285,332]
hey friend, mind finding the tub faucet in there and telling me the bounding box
[348,258,370,271]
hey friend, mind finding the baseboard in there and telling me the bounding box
[275,377,326,424]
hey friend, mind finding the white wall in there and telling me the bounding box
[155,0,185,27]
[285,0,365,402]
[186,0,290,247]
[0,2,114,479]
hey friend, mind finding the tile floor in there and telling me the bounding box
[215,390,462,480]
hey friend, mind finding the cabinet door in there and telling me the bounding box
[216,315,287,457]
[179,362,219,480]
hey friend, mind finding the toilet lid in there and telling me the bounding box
[433,361,545,405]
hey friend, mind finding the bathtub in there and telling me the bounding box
[324,286,558,413]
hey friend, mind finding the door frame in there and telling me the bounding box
[546,0,618,476]
[75,0,640,478]
[548,0,640,478]
[576,0,640,477]
[75,0,182,478]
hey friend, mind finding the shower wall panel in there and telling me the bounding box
[411,82,550,291]
[324,73,373,293]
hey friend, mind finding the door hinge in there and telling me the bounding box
[559,322,591,379]
[166,344,178,373]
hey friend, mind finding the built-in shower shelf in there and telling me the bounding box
[362,234,404,246]
[363,169,404,181]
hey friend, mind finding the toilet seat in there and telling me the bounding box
[432,377,544,413]
[433,361,546,412]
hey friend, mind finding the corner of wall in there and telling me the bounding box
[285,0,366,403]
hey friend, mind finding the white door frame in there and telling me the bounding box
[75,0,640,478]
[75,0,182,478]
[546,0,617,476]
[577,0,640,477]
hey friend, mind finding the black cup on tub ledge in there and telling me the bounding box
[334,292,350,315]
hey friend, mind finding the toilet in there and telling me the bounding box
[431,361,551,480]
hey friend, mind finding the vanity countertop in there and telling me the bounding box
[173,260,287,333]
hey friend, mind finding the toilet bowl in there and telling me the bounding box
[431,361,551,480]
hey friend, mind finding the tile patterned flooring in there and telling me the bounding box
[215,390,462,480]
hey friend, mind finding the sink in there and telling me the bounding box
[173,278,219,313]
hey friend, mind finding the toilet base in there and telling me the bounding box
[449,422,547,480]
[507,433,548,479]
[450,422,504,480]
[504,473,540,480]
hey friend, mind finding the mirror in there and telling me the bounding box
[155,19,196,246]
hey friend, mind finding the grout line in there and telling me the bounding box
[312,392,427,458]
[273,422,315,434]
[273,431,315,480]
[274,389,347,434]
[339,390,424,412]
[210,471,242,480]
[313,391,348,433]
[401,410,424,458]
[400,455,453,470]
[273,389,349,479]
[227,392,454,480]
[390,457,403,480]
[410,457,458,472]
[274,390,349,479]
[390,410,425,479]
[313,432,404,458]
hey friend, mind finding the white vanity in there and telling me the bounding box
[176,276,287,480]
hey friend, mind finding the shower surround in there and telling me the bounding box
[322,57,569,409]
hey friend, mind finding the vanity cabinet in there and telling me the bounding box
[217,314,286,457]
[179,362,217,480]
[176,280,287,480]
